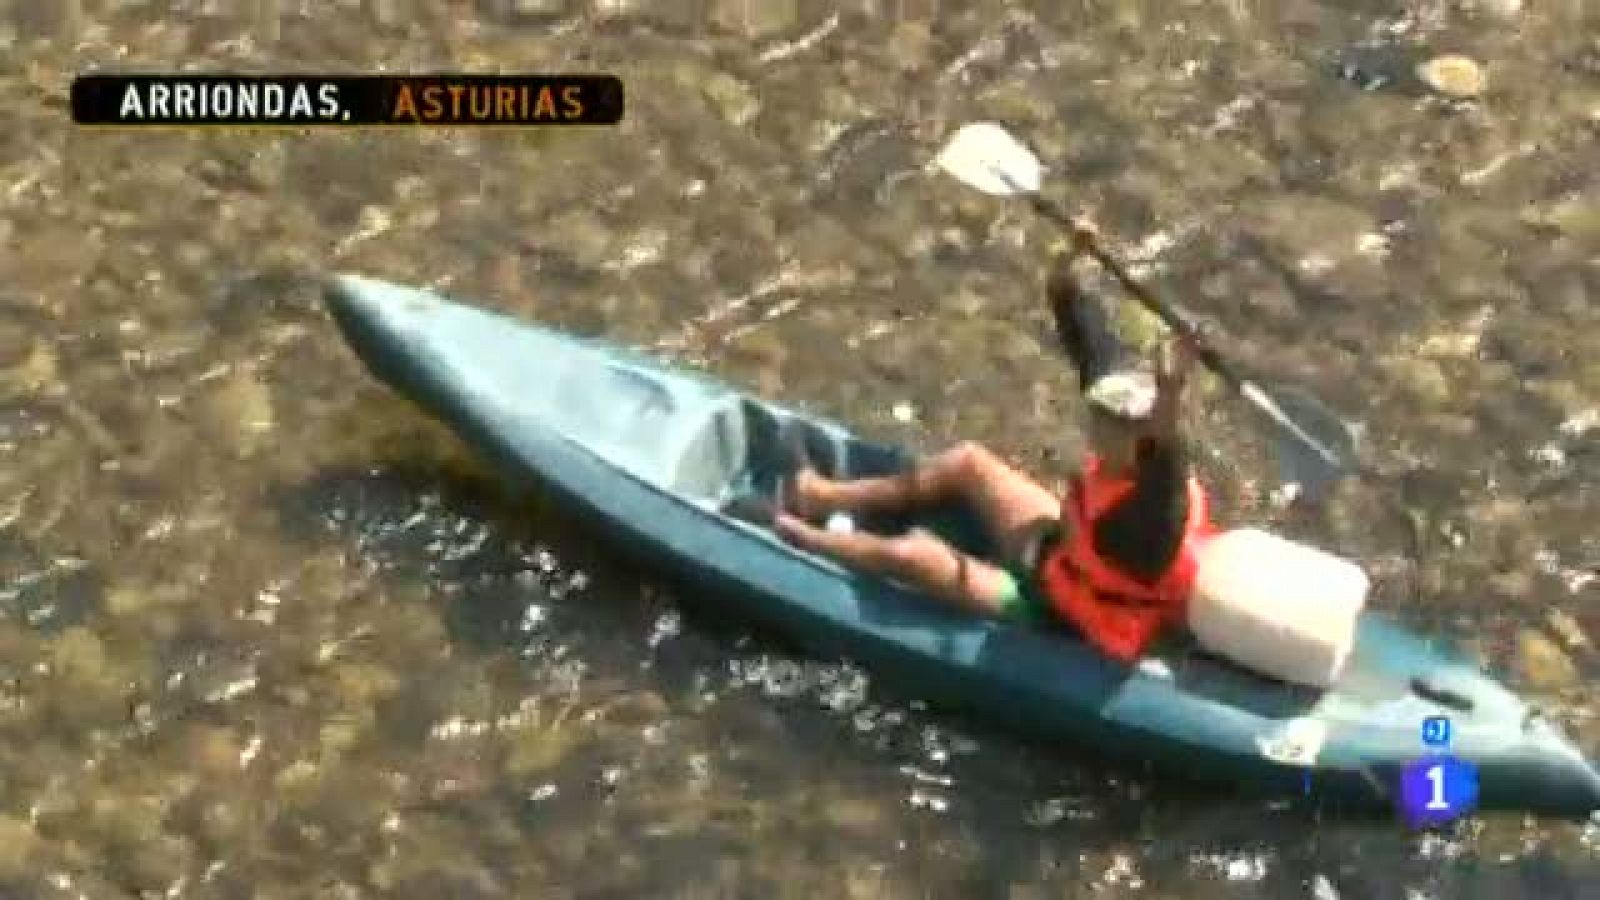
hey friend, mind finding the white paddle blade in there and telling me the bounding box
[933,122,1043,196]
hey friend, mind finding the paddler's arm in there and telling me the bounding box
[1100,342,1197,583]
[1045,246,1127,390]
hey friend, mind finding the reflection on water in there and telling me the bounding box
[1,0,1598,896]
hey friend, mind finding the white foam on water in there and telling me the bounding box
[1415,830,1467,860]
[898,764,953,787]
[1580,813,1600,856]
[1100,853,1143,890]
[1191,851,1269,883]
[647,610,680,648]
[1225,855,1268,882]
[907,788,948,813]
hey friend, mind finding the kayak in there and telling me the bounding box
[324,273,1600,816]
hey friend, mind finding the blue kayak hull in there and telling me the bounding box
[324,273,1600,816]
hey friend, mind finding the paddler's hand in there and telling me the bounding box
[1155,333,1198,394]
[1066,215,1100,257]
[1149,333,1197,439]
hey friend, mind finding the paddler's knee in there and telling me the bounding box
[879,531,928,566]
[879,530,949,572]
[943,440,996,477]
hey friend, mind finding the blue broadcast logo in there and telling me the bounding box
[1398,716,1479,828]
[1421,715,1450,747]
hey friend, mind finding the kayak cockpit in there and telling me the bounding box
[568,363,1452,721]
[599,374,1007,562]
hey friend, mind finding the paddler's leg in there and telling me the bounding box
[793,441,1060,563]
[773,516,1019,616]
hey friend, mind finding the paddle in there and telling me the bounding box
[933,122,1358,497]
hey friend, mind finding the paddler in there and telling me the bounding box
[765,241,1217,664]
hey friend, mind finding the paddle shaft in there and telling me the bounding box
[1024,195,1237,384]
[1023,193,1345,468]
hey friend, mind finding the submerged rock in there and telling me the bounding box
[700,72,759,127]
[200,370,276,458]
[887,21,933,72]
[710,0,798,38]
[1381,355,1453,407]
[1241,193,1375,271]
[588,0,640,18]
[1488,566,1532,600]
[1513,629,1578,690]
[1525,193,1600,243]
[0,816,41,880]
[49,626,109,684]
[119,834,191,892]
[274,759,321,796]
[332,662,403,708]
[509,0,569,19]
[189,724,245,776]
[504,724,581,775]
[1476,0,1523,17]
[1547,609,1592,651]
[0,341,58,400]
[104,580,183,619]
[812,119,916,209]
[1417,55,1489,99]
[824,795,884,831]
[542,208,614,271]
[0,319,27,371]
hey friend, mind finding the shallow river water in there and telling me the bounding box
[1,1,1598,897]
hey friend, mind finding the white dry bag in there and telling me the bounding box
[1188,528,1369,688]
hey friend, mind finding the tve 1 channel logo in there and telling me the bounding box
[1398,715,1479,828]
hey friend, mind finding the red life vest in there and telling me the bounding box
[1038,452,1215,663]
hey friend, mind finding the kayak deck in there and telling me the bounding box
[324,273,1600,815]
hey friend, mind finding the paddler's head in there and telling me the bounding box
[1084,368,1158,473]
